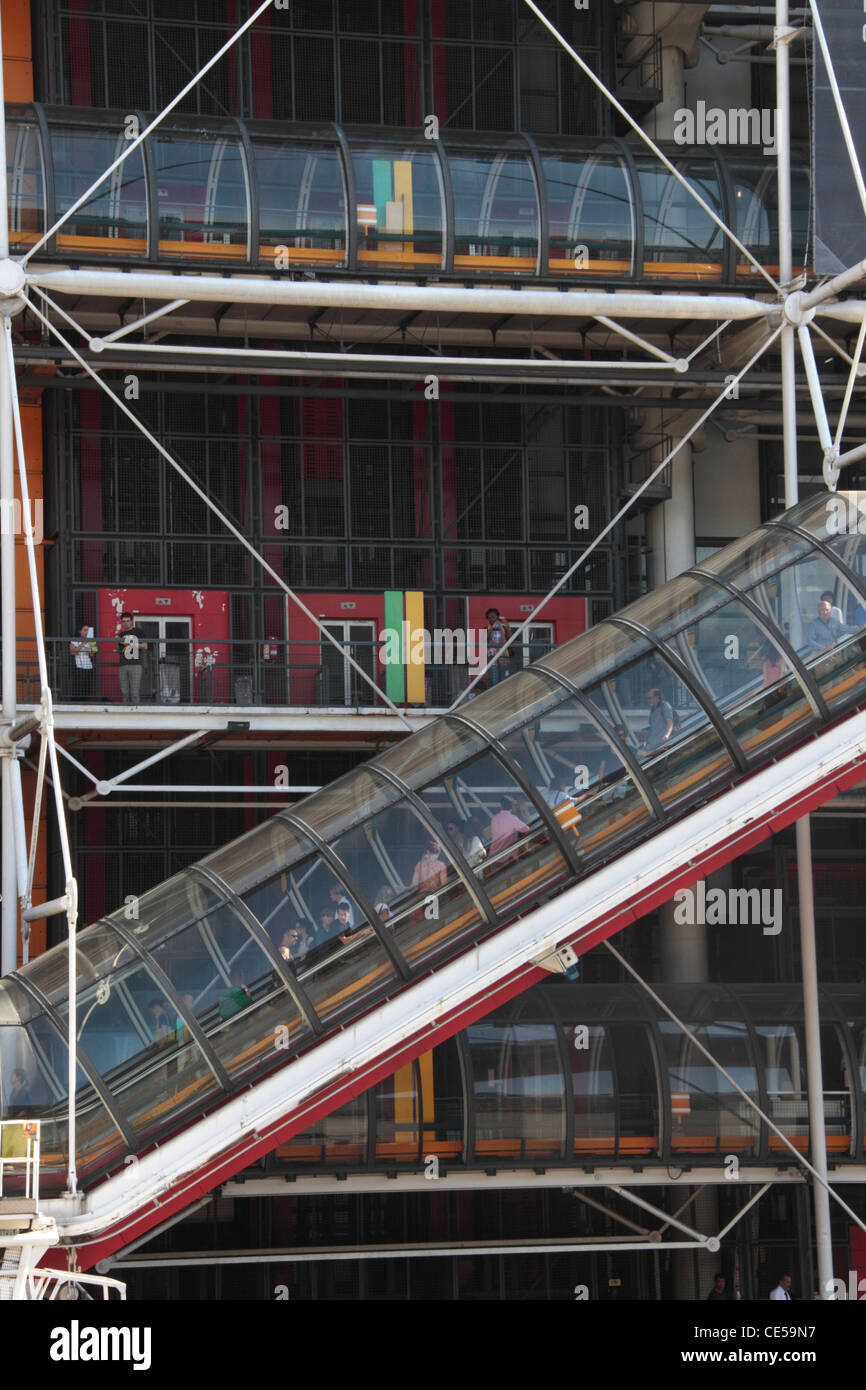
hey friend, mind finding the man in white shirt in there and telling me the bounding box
[769,1273,793,1300]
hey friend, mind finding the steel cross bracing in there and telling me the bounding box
[0,0,864,1241]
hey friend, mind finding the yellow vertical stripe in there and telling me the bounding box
[393,160,414,236]
[405,589,426,703]
[418,1050,435,1130]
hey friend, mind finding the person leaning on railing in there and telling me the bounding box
[68,624,97,702]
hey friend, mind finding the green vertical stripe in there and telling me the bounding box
[383,590,405,704]
[372,160,392,228]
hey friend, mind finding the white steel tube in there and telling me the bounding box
[780,0,835,1302]
[798,325,834,451]
[26,268,778,323]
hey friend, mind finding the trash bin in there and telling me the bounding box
[158,660,181,704]
[234,674,253,705]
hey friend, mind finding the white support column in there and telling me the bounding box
[776,0,835,1301]
[0,7,19,977]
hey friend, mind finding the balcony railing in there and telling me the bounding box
[15,637,553,711]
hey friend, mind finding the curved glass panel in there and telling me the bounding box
[49,123,147,256]
[636,156,724,280]
[754,1019,807,1151]
[374,718,487,790]
[541,147,633,276]
[100,872,211,956]
[251,849,397,1025]
[538,620,653,690]
[352,142,443,269]
[54,921,221,1138]
[782,491,866,599]
[202,814,313,900]
[448,148,539,270]
[742,550,866,712]
[153,127,248,258]
[659,585,816,759]
[293,766,402,843]
[468,1006,565,1160]
[584,640,733,813]
[6,112,44,253]
[331,799,485,970]
[733,158,807,277]
[415,746,569,915]
[251,129,346,268]
[660,1014,759,1157]
[559,1015,616,1157]
[146,893,300,1082]
[698,524,812,590]
[493,685,652,863]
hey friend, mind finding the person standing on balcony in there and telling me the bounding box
[485,609,512,685]
[69,624,97,702]
[116,612,148,703]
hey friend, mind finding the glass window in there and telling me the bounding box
[252,133,346,268]
[743,552,866,713]
[542,148,633,276]
[731,159,777,275]
[49,124,147,256]
[755,1022,807,1151]
[636,156,724,279]
[421,1037,464,1159]
[6,115,45,252]
[468,1007,565,1159]
[259,850,398,1026]
[375,1061,419,1161]
[784,492,866,604]
[559,1016,615,1157]
[417,747,569,915]
[148,895,304,1081]
[9,1010,125,1181]
[202,815,313,900]
[495,690,652,863]
[585,645,733,813]
[272,1093,367,1167]
[153,128,248,258]
[332,800,484,971]
[100,872,212,955]
[294,767,402,844]
[539,620,653,691]
[374,719,487,790]
[660,588,816,760]
[698,524,812,593]
[459,667,569,742]
[660,1017,759,1157]
[352,142,443,269]
[448,148,539,270]
[55,921,222,1140]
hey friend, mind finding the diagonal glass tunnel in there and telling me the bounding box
[2,491,866,1185]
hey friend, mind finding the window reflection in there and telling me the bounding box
[252,133,346,267]
[6,116,44,251]
[636,157,724,279]
[50,125,147,254]
[449,149,539,269]
[153,129,248,257]
[542,148,633,276]
[353,143,443,268]
[468,1009,565,1159]
[661,1019,759,1156]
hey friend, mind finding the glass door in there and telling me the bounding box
[321,621,377,706]
[137,617,193,703]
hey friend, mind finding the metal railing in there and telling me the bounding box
[0,1119,40,1205]
[14,636,553,710]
